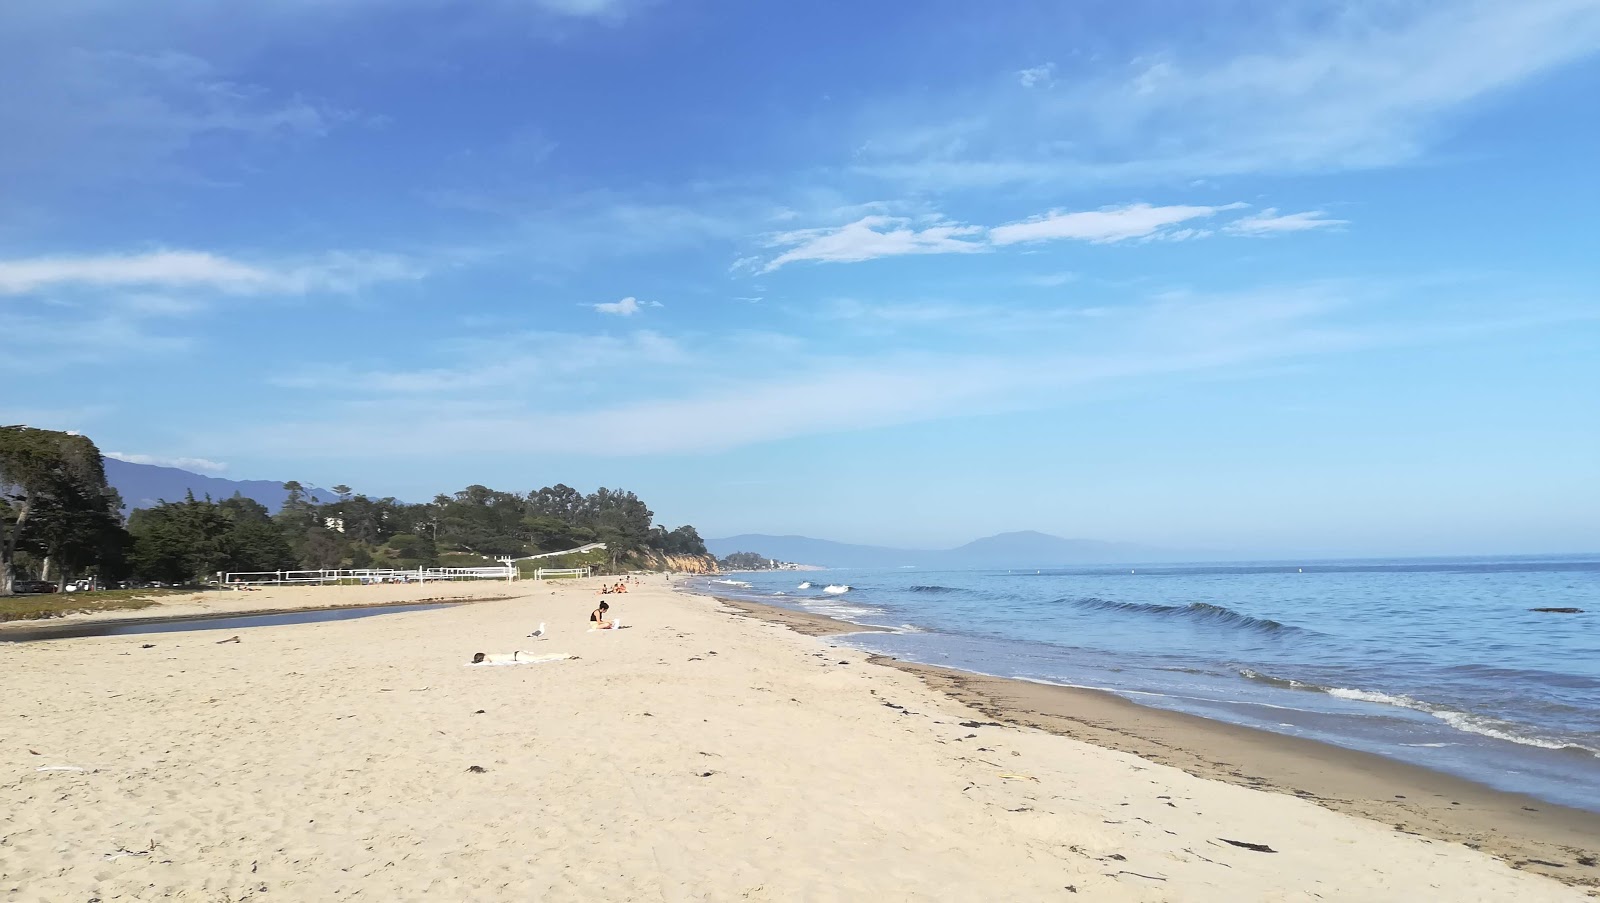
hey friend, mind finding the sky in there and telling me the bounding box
[4,0,1599,556]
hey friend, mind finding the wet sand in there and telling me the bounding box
[721,596,1600,889]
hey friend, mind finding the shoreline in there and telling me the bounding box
[715,595,1600,888]
[0,596,506,641]
[0,580,527,634]
[6,577,1592,899]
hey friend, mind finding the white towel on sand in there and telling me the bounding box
[467,652,571,667]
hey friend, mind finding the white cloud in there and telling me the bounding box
[1017,63,1055,88]
[275,329,688,394]
[855,1,1600,184]
[594,296,662,316]
[0,45,348,188]
[0,249,420,296]
[1021,272,1077,288]
[1224,208,1348,236]
[210,282,1597,459]
[989,203,1246,246]
[106,451,228,473]
[760,215,985,272]
[754,201,1338,270]
[525,0,639,17]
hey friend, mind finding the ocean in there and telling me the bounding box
[692,556,1600,812]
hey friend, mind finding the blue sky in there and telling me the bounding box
[5,0,1598,556]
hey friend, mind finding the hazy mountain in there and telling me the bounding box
[105,458,331,513]
[706,534,926,569]
[706,530,1185,569]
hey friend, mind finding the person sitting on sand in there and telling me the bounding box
[591,601,614,629]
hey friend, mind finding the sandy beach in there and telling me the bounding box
[3,577,1594,901]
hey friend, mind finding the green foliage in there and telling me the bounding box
[129,493,296,583]
[720,551,773,570]
[5,424,712,591]
[1,426,129,594]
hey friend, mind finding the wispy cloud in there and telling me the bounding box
[594,296,662,316]
[106,451,228,473]
[760,215,986,272]
[757,202,1329,270]
[1016,63,1055,88]
[273,329,688,395]
[1021,272,1077,288]
[989,203,1246,246]
[855,1,1600,185]
[1224,208,1348,236]
[0,46,350,189]
[0,250,421,296]
[207,281,1552,459]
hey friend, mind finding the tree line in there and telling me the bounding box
[1,426,708,594]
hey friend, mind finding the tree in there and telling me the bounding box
[1,427,122,595]
[332,484,352,502]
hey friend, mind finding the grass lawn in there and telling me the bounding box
[0,588,188,623]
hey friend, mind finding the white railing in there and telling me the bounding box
[223,565,516,586]
[534,567,591,580]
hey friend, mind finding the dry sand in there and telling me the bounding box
[2,577,1593,901]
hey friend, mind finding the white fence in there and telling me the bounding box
[222,566,516,586]
[533,567,591,580]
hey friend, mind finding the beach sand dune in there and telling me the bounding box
[1,577,1588,900]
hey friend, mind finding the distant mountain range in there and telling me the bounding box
[705,531,1198,569]
[105,458,330,512]
[103,460,1199,565]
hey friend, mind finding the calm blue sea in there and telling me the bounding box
[692,556,1600,812]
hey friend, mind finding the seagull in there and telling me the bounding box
[528,622,547,639]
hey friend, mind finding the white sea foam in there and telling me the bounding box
[711,579,752,587]
[797,581,812,589]
[1327,687,1600,756]
[1430,711,1597,754]
[1327,687,1433,711]
[823,584,851,594]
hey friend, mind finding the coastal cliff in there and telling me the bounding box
[628,550,720,574]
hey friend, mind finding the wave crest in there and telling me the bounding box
[1071,597,1303,634]
[909,585,958,593]
[823,585,851,594]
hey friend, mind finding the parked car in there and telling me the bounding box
[10,580,58,594]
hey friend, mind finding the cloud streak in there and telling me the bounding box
[1224,208,1348,236]
[106,451,228,473]
[758,202,1325,270]
[593,296,661,316]
[854,1,1600,185]
[201,282,1545,459]
[989,203,1246,246]
[760,216,986,272]
[0,250,421,296]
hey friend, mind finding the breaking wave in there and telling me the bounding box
[1235,670,1600,757]
[1070,597,1305,635]
[823,585,851,595]
[797,581,812,589]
